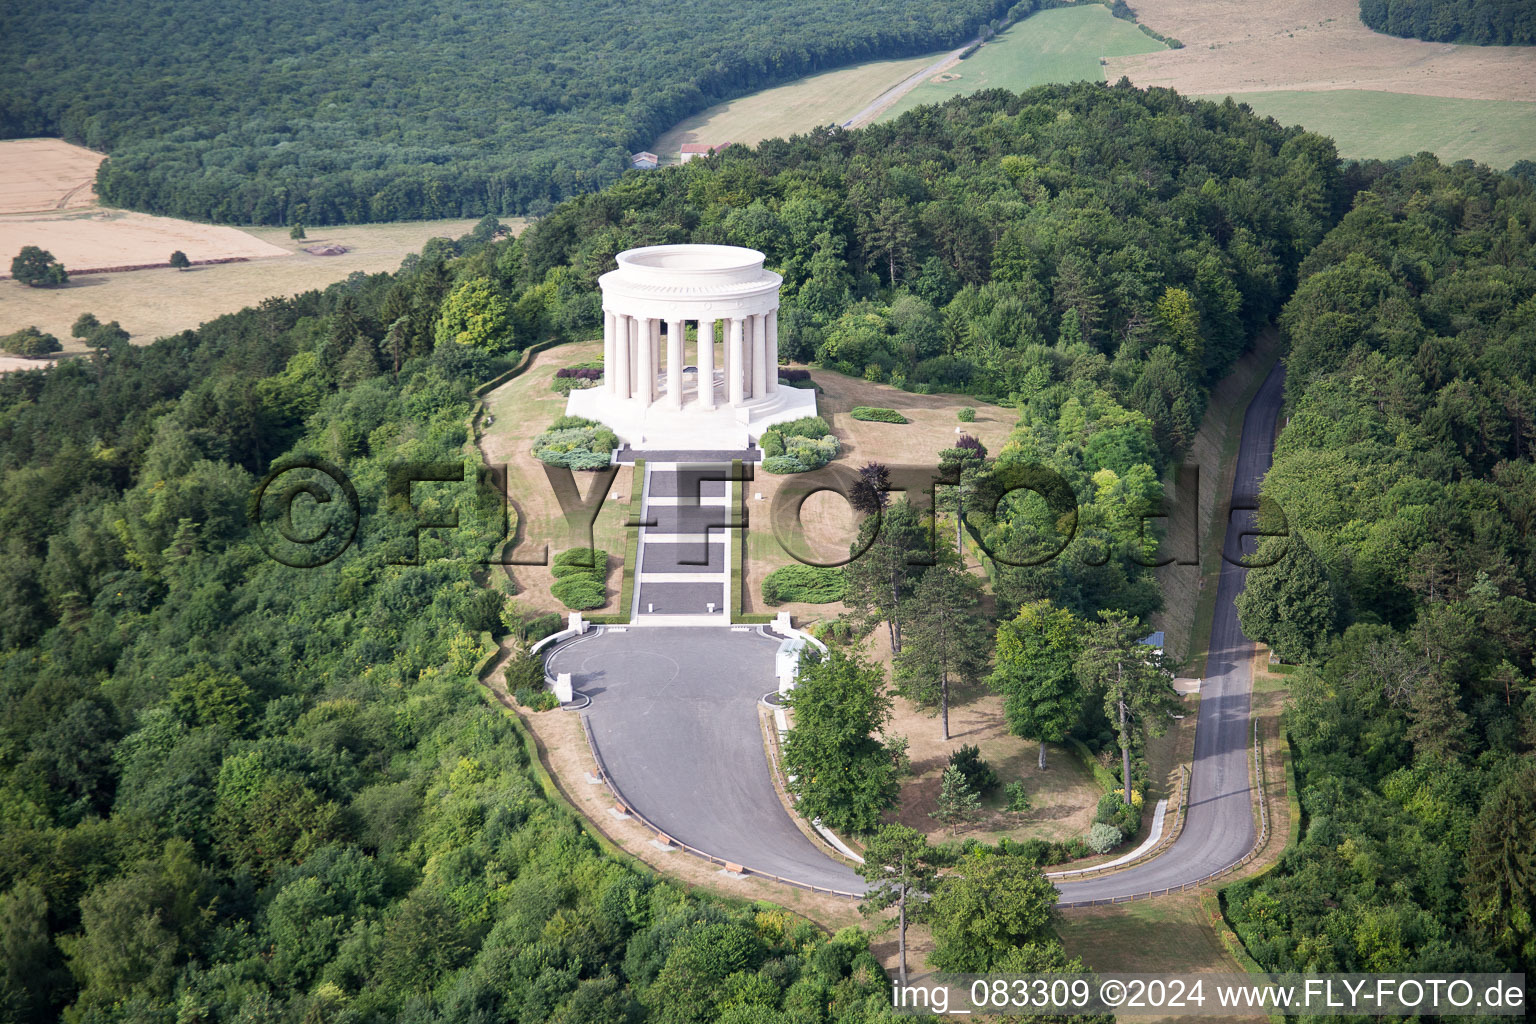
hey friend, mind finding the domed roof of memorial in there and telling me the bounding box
[602,244,779,296]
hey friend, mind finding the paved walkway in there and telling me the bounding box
[633,463,734,621]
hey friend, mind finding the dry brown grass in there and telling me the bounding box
[743,366,1013,618]
[0,141,506,348]
[2,215,493,348]
[1057,894,1269,1023]
[887,681,1104,845]
[0,138,103,214]
[0,207,289,278]
[1105,0,1536,102]
[478,339,634,618]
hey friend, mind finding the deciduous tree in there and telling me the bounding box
[991,599,1085,770]
[928,852,1058,972]
[781,648,899,834]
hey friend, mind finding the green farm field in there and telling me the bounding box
[1208,90,1536,169]
[880,6,1167,121]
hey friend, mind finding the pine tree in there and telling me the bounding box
[857,824,938,985]
[1077,610,1180,805]
[894,558,989,740]
[932,764,981,834]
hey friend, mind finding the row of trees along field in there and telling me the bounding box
[1225,156,1536,979]
[0,0,1015,226]
[1358,0,1536,45]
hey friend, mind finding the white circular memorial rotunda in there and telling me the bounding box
[564,244,817,449]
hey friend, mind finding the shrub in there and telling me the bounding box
[551,575,606,610]
[761,565,844,605]
[503,649,544,692]
[958,407,976,422]
[778,415,832,439]
[514,686,560,711]
[1,326,62,357]
[533,416,618,469]
[1004,781,1030,813]
[779,368,811,383]
[760,422,840,474]
[552,547,608,578]
[1087,822,1124,854]
[850,406,907,424]
[1094,791,1141,836]
[551,366,603,393]
[761,454,805,474]
[948,744,999,795]
[520,613,563,643]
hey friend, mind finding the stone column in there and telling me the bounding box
[765,308,779,394]
[636,317,654,406]
[697,319,716,410]
[603,310,616,394]
[728,317,746,406]
[751,312,767,402]
[666,318,685,409]
[652,320,663,400]
[722,316,733,395]
[613,314,632,400]
[742,315,755,399]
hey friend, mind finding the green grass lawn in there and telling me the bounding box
[1210,90,1536,170]
[880,6,1166,122]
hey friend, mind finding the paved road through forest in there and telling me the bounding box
[1056,361,1286,905]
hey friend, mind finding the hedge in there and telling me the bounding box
[761,564,844,605]
[551,576,606,610]
[533,415,617,469]
[552,545,610,610]
[759,420,840,474]
[850,406,907,424]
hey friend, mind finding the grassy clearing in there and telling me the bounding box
[2,217,495,347]
[1057,894,1272,1023]
[880,6,1166,121]
[886,680,1105,847]
[479,339,636,619]
[1213,89,1536,169]
[650,51,944,160]
[739,365,1013,617]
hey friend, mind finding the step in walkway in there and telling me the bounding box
[631,462,735,623]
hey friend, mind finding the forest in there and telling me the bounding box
[1225,157,1536,980]
[0,0,1012,225]
[1,78,1533,1020]
[1358,0,1536,45]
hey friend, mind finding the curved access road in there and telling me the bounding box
[547,625,866,895]
[1057,361,1286,906]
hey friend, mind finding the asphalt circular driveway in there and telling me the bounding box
[546,625,865,894]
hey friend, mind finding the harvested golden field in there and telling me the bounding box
[0,138,102,214]
[0,139,509,350]
[1105,0,1536,101]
